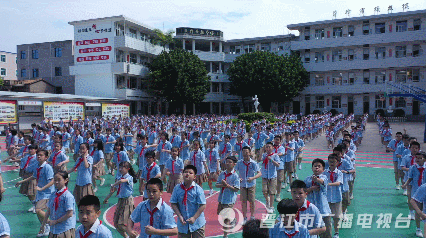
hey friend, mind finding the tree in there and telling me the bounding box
[0,76,3,87]
[227,51,309,112]
[152,28,175,50]
[148,48,210,114]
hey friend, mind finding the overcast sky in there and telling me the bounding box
[1,0,425,53]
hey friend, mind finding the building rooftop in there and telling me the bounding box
[287,9,426,29]
[17,40,73,47]
[0,51,17,54]
[0,91,119,101]
[68,15,156,32]
[226,34,295,43]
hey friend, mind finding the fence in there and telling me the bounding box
[383,117,407,122]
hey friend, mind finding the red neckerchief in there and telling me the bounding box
[116,176,125,196]
[328,170,335,182]
[52,150,62,166]
[146,203,162,238]
[295,200,311,221]
[79,220,102,238]
[23,155,34,170]
[311,175,318,186]
[263,153,274,169]
[180,141,185,149]
[74,136,78,143]
[411,156,415,166]
[180,183,194,207]
[395,140,400,148]
[236,142,243,151]
[162,141,166,150]
[257,132,260,140]
[86,138,90,144]
[23,145,28,153]
[90,149,95,157]
[54,188,68,211]
[243,161,251,178]
[418,166,425,186]
[36,166,43,182]
[171,136,175,144]
[171,159,176,175]
[209,150,213,163]
[221,144,228,154]
[106,135,109,142]
[221,171,233,193]
[210,135,214,142]
[139,146,146,158]
[248,138,252,145]
[284,229,299,238]
[146,163,156,180]
[285,143,290,153]
[192,150,198,167]
[74,156,86,171]
[117,152,121,163]
[273,145,279,153]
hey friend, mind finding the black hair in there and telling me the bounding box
[274,135,282,140]
[37,149,49,157]
[243,219,269,238]
[312,158,325,168]
[411,141,421,148]
[328,153,339,161]
[265,142,273,146]
[55,170,70,186]
[160,132,169,141]
[86,131,93,138]
[224,135,231,139]
[402,134,410,139]
[416,152,426,160]
[145,150,156,158]
[11,129,17,136]
[80,142,90,151]
[78,195,101,212]
[184,165,197,175]
[193,131,199,137]
[333,145,343,152]
[277,198,299,215]
[94,139,104,151]
[146,178,163,191]
[226,156,238,163]
[119,161,138,183]
[56,134,63,140]
[115,141,124,151]
[106,128,112,132]
[290,180,307,191]
[28,144,38,150]
[242,146,251,151]
[396,132,403,135]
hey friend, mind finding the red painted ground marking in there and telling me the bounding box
[309,149,392,154]
[104,190,267,237]
[300,160,392,169]
[1,166,18,172]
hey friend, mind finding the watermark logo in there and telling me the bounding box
[218,207,244,232]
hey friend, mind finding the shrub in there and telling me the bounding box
[237,112,275,123]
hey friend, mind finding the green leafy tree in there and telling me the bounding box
[0,76,3,87]
[152,28,175,50]
[148,48,210,114]
[227,51,309,112]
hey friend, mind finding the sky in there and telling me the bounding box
[1,0,426,53]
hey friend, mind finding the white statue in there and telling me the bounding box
[252,95,260,112]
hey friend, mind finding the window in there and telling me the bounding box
[396,46,406,58]
[409,69,420,82]
[128,28,137,38]
[316,96,325,109]
[20,51,26,59]
[375,71,386,84]
[363,22,370,35]
[18,105,25,111]
[396,70,407,83]
[396,21,407,32]
[413,45,422,57]
[375,23,386,34]
[261,43,271,51]
[332,73,343,85]
[315,29,324,39]
[332,50,342,62]
[21,69,26,77]
[348,49,355,61]
[395,97,406,108]
[349,72,356,85]
[315,74,324,86]
[244,44,255,53]
[115,24,124,36]
[363,48,369,60]
[32,50,39,59]
[333,27,342,38]
[304,28,310,40]
[54,48,62,57]
[235,46,242,54]
[414,19,422,31]
[0,55,5,62]
[304,50,310,63]
[130,53,137,64]
[348,25,355,36]
[315,52,324,63]
[375,47,386,59]
[54,67,62,76]
[116,75,126,88]
[0,68,6,76]
[212,82,220,93]
[140,32,147,41]
[32,68,39,78]
[139,55,149,65]
[375,95,386,108]
[116,50,125,62]
[129,77,137,89]
[332,96,341,108]
[363,70,370,84]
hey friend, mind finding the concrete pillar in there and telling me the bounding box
[183,104,186,115]
[219,102,222,114]
[182,39,185,50]
[210,41,213,52]
[219,62,222,73]
[210,62,213,73]
[192,40,195,52]
[219,42,222,52]
[210,82,213,92]
[219,83,222,93]
[210,102,213,114]
[193,104,196,115]
[148,102,152,116]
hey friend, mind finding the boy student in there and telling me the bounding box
[262,142,281,214]
[75,195,113,237]
[253,125,269,161]
[236,146,261,223]
[219,135,232,170]
[324,154,344,238]
[397,134,411,193]
[402,152,426,237]
[284,132,296,189]
[140,150,161,197]
[216,156,240,238]
[305,158,332,238]
[271,135,285,202]
[401,141,421,220]
[334,144,355,221]
[170,165,207,238]
[102,128,116,175]
[242,219,269,238]
[293,131,305,171]
[269,199,310,238]
[127,178,178,238]
[233,134,248,160]
[411,181,426,238]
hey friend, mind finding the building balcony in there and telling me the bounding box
[111,62,149,76]
[203,92,240,102]
[291,29,426,50]
[114,88,151,100]
[193,50,225,62]
[224,53,241,63]
[208,72,230,82]
[303,54,426,72]
[114,36,165,55]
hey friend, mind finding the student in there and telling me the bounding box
[233,135,248,160]
[261,142,281,214]
[284,132,296,190]
[269,199,310,238]
[324,154,343,238]
[205,141,220,196]
[242,219,269,238]
[127,178,178,238]
[219,135,232,170]
[123,127,135,165]
[164,147,185,194]
[216,156,240,238]
[16,144,39,213]
[170,128,182,148]
[382,124,392,151]
[61,127,71,154]
[397,134,411,193]
[411,181,426,238]
[189,141,209,186]
[253,125,269,161]
[401,141,421,220]
[326,126,335,150]
[48,142,69,173]
[40,171,76,238]
[272,135,285,202]
[112,142,130,177]
[148,125,158,145]
[75,195,113,237]
[244,131,256,156]
[170,165,207,238]
[67,143,94,205]
[102,128,117,175]
[72,129,84,162]
[236,146,261,223]
[140,151,161,197]
[91,139,106,193]
[157,132,173,185]
[293,131,305,171]
[0,193,10,238]
[180,132,191,165]
[135,135,157,171]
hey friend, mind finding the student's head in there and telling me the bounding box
[28,144,38,155]
[277,198,299,228]
[415,152,426,167]
[54,171,69,190]
[146,178,163,203]
[54,142,62,152]
[171,147,180,157]
[78,195,101,229]
[193,140,201,150]
[225,156,238,171]
[328,154,339,169]
[183,165,197,182]
[265,142,273,153]
[395,132,403,141]
[80,143,89,155]
[115,141,124,152]
[343,134,351,141]
[181,132,187,139]
[402,134,410,145]
[224,135,231,142]
[145,150,156,164]
[106,128,112,135]
[237,134,243,142]
[160,132,169,141]
[290,180,308,206]
[193,131,199,138]
[93,139,104,151]
[312,158,325,175]
[410,137,418,143]
[209,140,216,149]
[242,219,269,238]
[242,146,251,159]
[410,141,421,154]
[37,150,49,164]
[273,135,281,144]
[119,161,138,183]
[333,145,343,157]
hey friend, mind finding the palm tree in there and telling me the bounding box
[153,29,175,51]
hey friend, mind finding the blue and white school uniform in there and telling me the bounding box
[273,145,285,172]
[62,132,71,149]
[408,163,426,196]
[236,159,260,188]
[92,149,105,177]
[48,150,68,172]
[216,170,240,205]
[130,198,177,238]
[113,151,130,170]
[401,155,415,182]
[294,138,305,158]
[244,137,255,149]
[165,157,184,193]
[141,162,161,198]
[204,148,220,174]
[157,140,172,167]
[284,141,296,162]
[33,162,55,203]
[123,133,133,151]
[75,218,113,238]
[48,187,76,235]
[102,135,116,154]
[233,141,249,160]
[261,153,280,179]
[136,145,155,171]
[324,168,344,203]
[0,213,10,237]
[189,149,207,176]
[73,135,84,156]
[170,135,182,148]
[269,220,310,238]
[304,174,332,217]
[253,132,268,150]
[72,155,93,204]
[148,131,157,145]
[388,139,403,162]
[218,142,232,162]
[114,173,135,227]
[180,140,190,161]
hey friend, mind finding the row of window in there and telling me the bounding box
[20,48,62,59]
[1,55,6,62]
[115,24,163,47]
[304,44,423,63]
[227,44,287,54]
[20,67,62,78]
[0,68,6,76]
[313,95,406,109]
[304,19,422,40]
[115,50,150,65]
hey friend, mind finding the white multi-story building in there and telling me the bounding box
[287,9,426,118]
[0,51,17,81]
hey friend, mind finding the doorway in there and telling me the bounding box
[363,102,369,114]
[305,102,311,115]
[293,101,300,114]
[413,100,420,115]
[348,102,354,114]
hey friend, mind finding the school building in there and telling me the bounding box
[0,51,17,81]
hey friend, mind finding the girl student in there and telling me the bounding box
[134,135,157,195]
[0,192,11,238]
[189,140,209,186]
[40,171,76,238]
[157,132,172,186]
[164,147,184,194]
[61,127,71,154]
[48,142,69,173]
[205,140,220,196]
[104,161,137,238]
[85,130,95,154]
[72,129,84,162]
[112,141,130,177]
[179,131,191,166]
[92,139,106,193]
[16,144,39,213]
[67,142,94,205]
